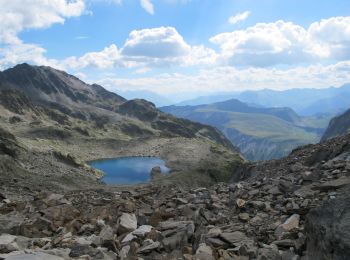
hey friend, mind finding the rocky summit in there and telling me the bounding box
[0,64,350,259]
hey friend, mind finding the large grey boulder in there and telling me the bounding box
[305,186,350,259]
[118,213,137,235]
[150,166,163,181]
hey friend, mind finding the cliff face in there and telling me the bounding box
[322,108,350,141]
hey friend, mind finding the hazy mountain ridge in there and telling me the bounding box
[161,99,329,160]
[177,83,350,116]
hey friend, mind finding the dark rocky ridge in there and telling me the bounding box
[0,64,236,152]
[322,108,350,141]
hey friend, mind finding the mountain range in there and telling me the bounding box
[176,84,350,116]
[161,99,331,160]
[0,63,242,187]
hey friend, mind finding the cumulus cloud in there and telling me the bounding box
[0,0,86,69]
[228,11,251,25]
[308,16,350,60]
[63,44,125,69]
[97,61,350,95]
[211,16,350,67]
[122,27,190,58]
[0,0,85,45]
[62,27,216,69]
[140,0,154,15]
[211,20,313,67]
[0,43,61,70]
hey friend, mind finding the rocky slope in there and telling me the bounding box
[322,108,350,140]
[0,131,349,259]
[0,63,234,150]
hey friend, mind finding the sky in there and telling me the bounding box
[0,0,350,102]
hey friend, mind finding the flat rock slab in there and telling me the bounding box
[0,251,65,260]
[313,177,350,191]
[219,231,250,246]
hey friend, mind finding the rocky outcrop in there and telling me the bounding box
[322,108,350,140]
[305,186,350,260]
[150,166,163,181]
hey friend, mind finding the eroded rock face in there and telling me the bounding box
[306,187,350,260]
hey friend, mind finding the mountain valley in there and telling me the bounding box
[161,99,330,161]
[0,64,350,260]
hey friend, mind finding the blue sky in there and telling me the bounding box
[1,0,350,101]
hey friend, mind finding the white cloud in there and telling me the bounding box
[63,44,126,69]
[122,27,190,58]
[61,27,216,69]
[308,16,350,60]
[0,0,86,69]
[140,0,154,15]
[211,20,312,67]
[0,0,86,45]
[211,16,350,67]
[228,11,251,25]
[97,61,350,95]
[0,43,61,70]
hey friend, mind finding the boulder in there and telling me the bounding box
[150,166,163,181]
[305,187,350,259]
[132,225,153,237]
[236,199,246,208]
[159,221,195,252]
[313,177,350,191]
[275,214,300,239]
[195,243,214,260]
[118,213,137,235]
[137,241,160,254]
[0,234,19,253]
[99,225,114,242]
[219,232,251,247]
[239,213,250,222]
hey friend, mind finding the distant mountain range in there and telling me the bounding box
[176,84,350,116]
[161,99,332,160]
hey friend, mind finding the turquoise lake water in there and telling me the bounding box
[89,157,170,184]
